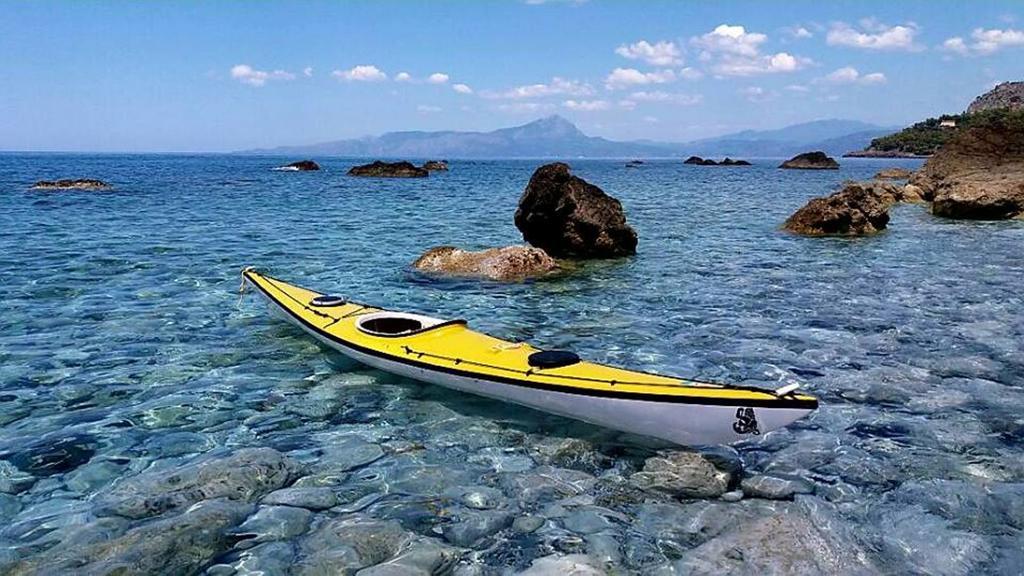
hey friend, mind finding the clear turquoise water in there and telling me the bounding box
[1,154,1023,573]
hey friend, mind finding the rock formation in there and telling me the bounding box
[348,161,428,178]
[276,160,320,171]
[779,151,840,170]
[422,160,449,171]
[784,182,895,236]
[412,245,560,281]
[910,109,1024,219]
[720,157,752,166]
[967,81,1024,114]
[684,156,717,165]
[31,179,110,190]
[874,168,914,180]
[514,163,638,258]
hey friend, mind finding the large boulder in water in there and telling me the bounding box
[422,160,449,171]
[412,245,559,281]
[911,109,1024,219]
[784,181,894,236]
[514,163,637,258]
[277,160,320,171]
[779,151,840,170]
[348,161,428,178]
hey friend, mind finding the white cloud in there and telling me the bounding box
[615,40,683,66]
[303,66,314,77]
[416,104,442,113]
[826,21,921,51]
[741,86,775,102]
[822,66,886,85]
[628,91,703,105]
[495,102,557,113]
[427,72,449,84]
[481,77,593,99]
[332,65,387,82]
[618,99,637,110]
[690,24,809,76]
[679,67,704,80]
[394,72,412,82]
[230,64,295,87]
[563,99,611,111]
[452,83,473,94]
[945,27,1024,55]
[643,115,659,123]
[791,26,813,39]
[604,67,676,89]
[785,84,810,92]
[692,24,766,57]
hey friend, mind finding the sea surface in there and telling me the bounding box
[1,154,1022,574]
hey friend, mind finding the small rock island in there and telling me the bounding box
[421,160,449,171]
[348,161,429,178]
[275,160,320,171]
[779,151,840,170]
[31,179,111,190]
[684,156,751,166]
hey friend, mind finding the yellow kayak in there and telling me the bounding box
[242,268,817,445]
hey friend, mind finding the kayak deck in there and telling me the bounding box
[242,269,817,411]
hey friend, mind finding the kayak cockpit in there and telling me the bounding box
[356,311,466,338]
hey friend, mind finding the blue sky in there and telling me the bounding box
[2,1,1022,152]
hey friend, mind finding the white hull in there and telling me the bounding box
[258,293,812,446]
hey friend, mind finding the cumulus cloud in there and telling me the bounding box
[627,91,703,105]
[690,24,809,76]
[790,26,813,39]
[826,21,921,51]
[481,77,593,99]
[416,104,442,113]
[604,68,676,89]
[452,83,473,94]
[615,40,683,66]
[230,64,295,87]
[394,72,412,82]
[943,28,1024,55]
[332,65,387,82]
[679,67,704,80]
[427,72,449,84]
[822,66,886,84]
[563,99,611,111]
[303,67,314,77]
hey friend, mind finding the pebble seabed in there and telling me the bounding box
[0,155,1022,574]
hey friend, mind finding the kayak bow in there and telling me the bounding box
[242,269,817,446]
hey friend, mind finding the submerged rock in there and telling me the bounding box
[779,151,840,170]
[262,486,338,510]
[10,499,251,575]
[518,553,607,575]
[4,434,97,477]
[422,160,449,171]
[348,161,429,178]
[740,474,815,500]
[629,451,732,499]
[276,160,320,171]
[874,167,914,180]
[229,505,313,549]
[295,514,417,573]
[30,179,110,190]
[514,163,638,258]
[412,245,559,281]
[783,181,894,236]
[97,447,300,519]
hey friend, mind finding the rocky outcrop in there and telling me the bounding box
[910,110,1024,219]
[874,168,914,180]
[412,245,559,281]
[630,450,733,499]
[779,151,840,170]
[348,161,428,178]
[422,160,449,171]
[720,157,751,166]
[514,163,637,258]
[30,179,110,190]
[96,448,300,519]
[784,182,895,236]
[967,81,1024,114]
[276,160,320,171]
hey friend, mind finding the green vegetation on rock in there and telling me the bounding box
[866,114,965,156]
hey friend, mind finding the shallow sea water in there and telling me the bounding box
[0,154,1022,574]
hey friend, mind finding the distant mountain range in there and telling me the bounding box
[243,115,900,159]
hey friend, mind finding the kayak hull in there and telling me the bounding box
[245,270,816,446]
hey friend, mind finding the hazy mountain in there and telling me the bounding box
[244,115,898,158]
